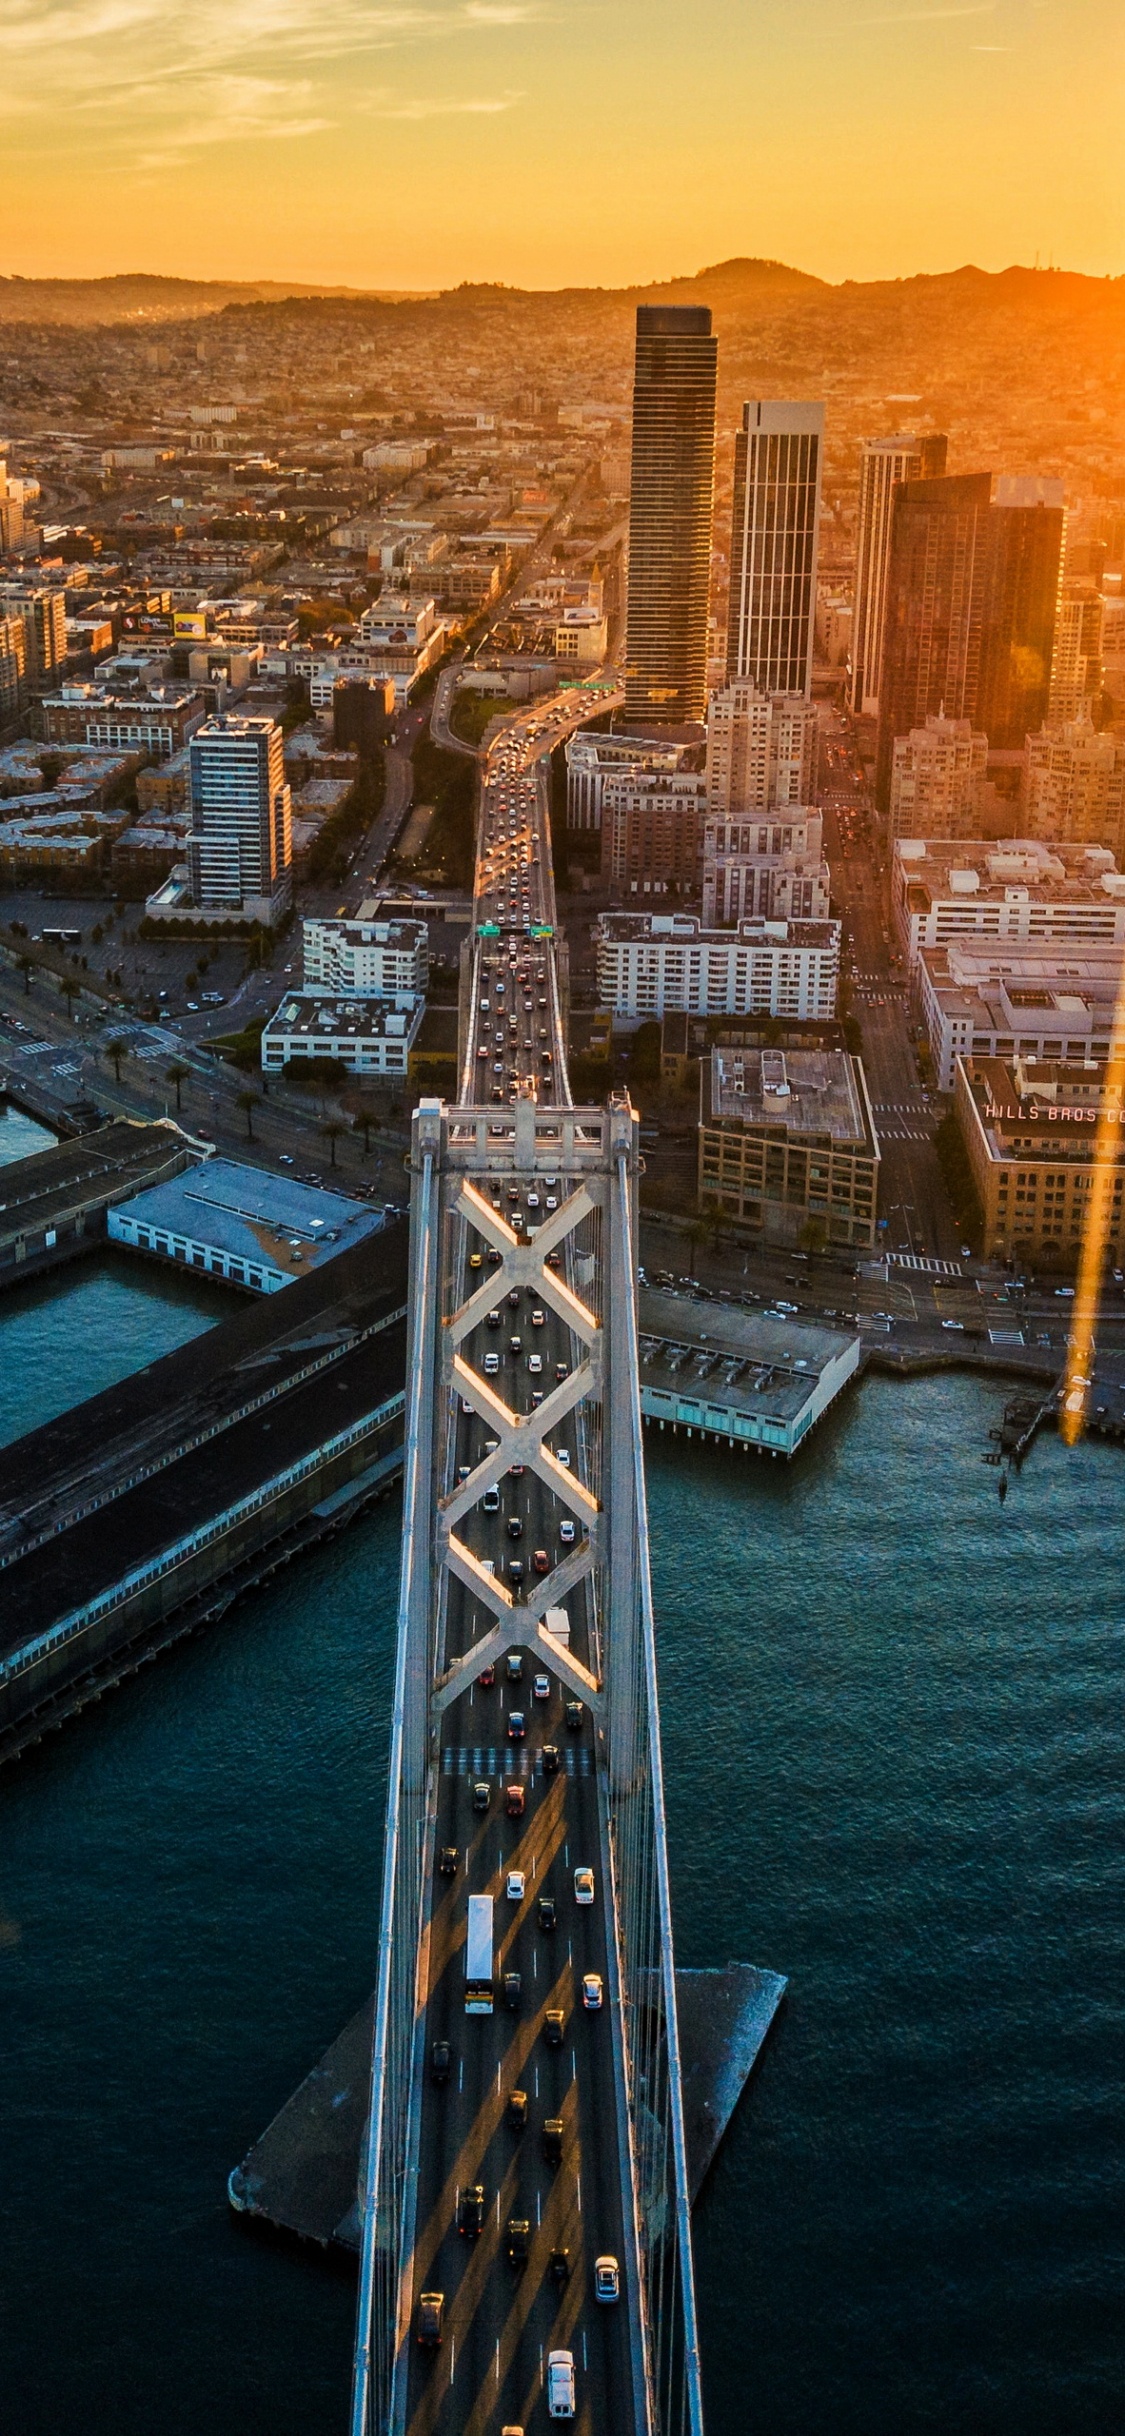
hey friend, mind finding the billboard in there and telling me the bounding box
[173,610,208,641]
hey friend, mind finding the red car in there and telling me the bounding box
[479,1663,496,1688]
[532,1548,550,1574]
[505,1782,526,1818]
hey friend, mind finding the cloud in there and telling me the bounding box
[0,0,543,160]
[849,3,994,22]
[364,85,525,116]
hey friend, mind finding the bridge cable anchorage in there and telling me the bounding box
[351,699,702,2435]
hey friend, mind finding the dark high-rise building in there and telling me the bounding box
[726,401,824,696]
[878,471,1068,805]
[624,306,717,727]
[334,674,395,759]
[876,472,993,811]
[850,431,948,716]
[976,477,1065,749]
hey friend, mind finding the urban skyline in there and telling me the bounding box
[2,12,1124,2432]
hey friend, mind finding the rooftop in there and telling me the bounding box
[705,1045,874,1147]
[113,1156,387,1277]
[895,837,1125,906]
[963,1055,1125,1158]
[598,912,839,950]
[264,992,422,1041]
[636,1286,858,1434]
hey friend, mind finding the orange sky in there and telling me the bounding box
[0,0,1122,289]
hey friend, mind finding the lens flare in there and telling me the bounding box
[1059,959,1125,1447]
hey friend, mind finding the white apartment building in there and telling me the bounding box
[892,837,1125,969]
[301,914,429,997]
[1022,715,1125,853]
[917,935,1125,1088]
[260,991,423,1077]
[187,713,292,924]
[705,682,818,816]
[702,811,830,924]
[565,730,693,830]
[889,714,989,840]
[596,910,840,1022]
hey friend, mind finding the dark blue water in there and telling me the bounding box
[1,1363,1122,2433]
[0,1253,224,1447]
[0,1104,55,1166]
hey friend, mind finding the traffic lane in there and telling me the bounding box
[408,1731,627,2431]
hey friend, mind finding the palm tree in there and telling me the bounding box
[236,1089,259,1140]
[320,1118,345,1169]
[17,955,34,996]
[358,1111,373,1158]
[165,1060,190,1111]
[59,975,80,1022]
[105,1035,129,1083]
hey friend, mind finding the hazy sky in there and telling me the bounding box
[0,0,1122,288]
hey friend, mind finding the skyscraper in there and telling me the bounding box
[850,432,948,716]
[726,401,824,696]
[976,476,1065,749]
[187,713,292,924]
[876,472,993,811]
[623,305,717,727]
[1048,585,1104,724]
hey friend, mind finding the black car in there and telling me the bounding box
[541,1744,560,1776]
[507,2087,528,2129]
[457,2185,485,2239]
[565,1699,584,1733]
[548,2248,570,2285]
[487,1307,502,1328]
[545,2007,565,2048]
[506,2217,530,2267]
[416,2292,444,2346]
[430,2039,451,2086]
[507,1288,520,1308]
[506,1515,523,1540]
[471,1780,490,1814]
[538,1893,557,1932]
[502,1969,522,2011]
[438,1844,459,1877]
[543,2117,564,2166]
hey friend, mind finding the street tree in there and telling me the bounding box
[105,1036,129,1083]
[236,1089,259,1140]
[165,1061,190,1112]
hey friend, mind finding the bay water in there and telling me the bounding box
[0,1293,1121,2432]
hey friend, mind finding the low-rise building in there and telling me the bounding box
[260,991,423,1077]
[107,1156,386,1293]
[701,809,830,925]
[917,936,1125,1088]
[697,1043,880,1250]
[555,608,608,665]
[38,681,205,760]
[637,1287,860,1459]
[596,910,840,1022]
[301,914,429,997]
[955,1053,1125,1267]
[892,837,1125,970]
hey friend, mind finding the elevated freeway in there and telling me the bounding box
[352,711,702,2433]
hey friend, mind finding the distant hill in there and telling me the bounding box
[0,273,432,324]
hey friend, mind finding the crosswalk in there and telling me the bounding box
[444,1743,592,1778]
[879,1126,932,1142]
[889,1253,964,1277]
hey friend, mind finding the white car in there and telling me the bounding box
[582,1973,603,2010]
[574,1867,595,1906]
[594,2255,619,2303]
[554,1447,571,1468]
[528,1352,543,1375]
[546,2351,576,2420]
[533,1673,550,1701]
[559,1519,576,1546]
[506,1871,525,1902]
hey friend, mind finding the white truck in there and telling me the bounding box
[464,1892,494,2015]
